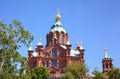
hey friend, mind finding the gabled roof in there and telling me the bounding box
[43,44,66,53]
[70,50,80,57]
[44,44,81,57]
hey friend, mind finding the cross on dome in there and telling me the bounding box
[56,9,61,19]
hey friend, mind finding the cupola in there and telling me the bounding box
[103,47,111,59]
[50,10,66,33]
[46,10,69,47]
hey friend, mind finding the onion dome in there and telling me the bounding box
[76,42,80,47]
[103,47,111,59]
[80,40,84,50]
[28,43,33,51]
[76,40,84,50]
[50,10,66,33]
[70,50,80,56]
[66,38,70,45]
[37,38,42,46]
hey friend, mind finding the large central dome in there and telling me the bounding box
[50,12,66,33]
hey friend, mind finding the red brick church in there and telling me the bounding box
[27,12,113,79]
[28,12,85,78]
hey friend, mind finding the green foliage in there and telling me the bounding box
[92,69,104,79]
[108,67,120,79]
[31,66,50,79]
[0,20,34,78]
[62,72,74,79]
[65,62,89,79]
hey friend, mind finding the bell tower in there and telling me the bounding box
[102,47,113,74]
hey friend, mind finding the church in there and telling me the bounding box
[27,11,113,79]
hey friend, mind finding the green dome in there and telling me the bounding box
[50,12,66,33]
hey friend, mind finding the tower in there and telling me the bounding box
[102,47,113,75]
[27,11,85,79]
[46,11,69,47]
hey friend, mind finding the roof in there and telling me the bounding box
[50,12,66,33]
[70,50,80,56]
[60,45,67,49]
[103,48,112,59]
[28,43,33,51]
[76,41,84,50]
[37,38,42,46]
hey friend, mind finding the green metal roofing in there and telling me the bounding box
[37,38,42,46]
[104,48,112,59]
[50,13,66,33]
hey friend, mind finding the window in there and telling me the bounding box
[46,62,49,67]
[43,62,45,66]
[60,34,63,43]
[52,60,57,67]
[52,49,57,57]
[106,64,108,69]
[33,61,37,68]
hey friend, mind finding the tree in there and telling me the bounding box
[31,66,50,79]
[62,72,74,79]
[65,62,89,79]
[92,69,104,79]
[108,67,120,79]
[0,20,34,78]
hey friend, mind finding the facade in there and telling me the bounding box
[28,12,85,78]
[27,12,113,79]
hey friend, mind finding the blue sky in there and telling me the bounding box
[0,0,120,72]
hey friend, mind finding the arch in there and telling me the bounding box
[52,49,57,57]
[52,60,57,67]
[106,63,108,69]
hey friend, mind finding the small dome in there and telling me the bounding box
[76,41,84,50]
[104,47,111,59]
[70,50,80,56]
[28,43,33,51]
[50,25,66,33]
[37,38,42,46]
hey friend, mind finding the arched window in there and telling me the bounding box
[33,61,37,68]
[52,60,57,67]
[60,34,63,43]
[52,49,57,57]
[106,64,108,69]
[46,62,49,67]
